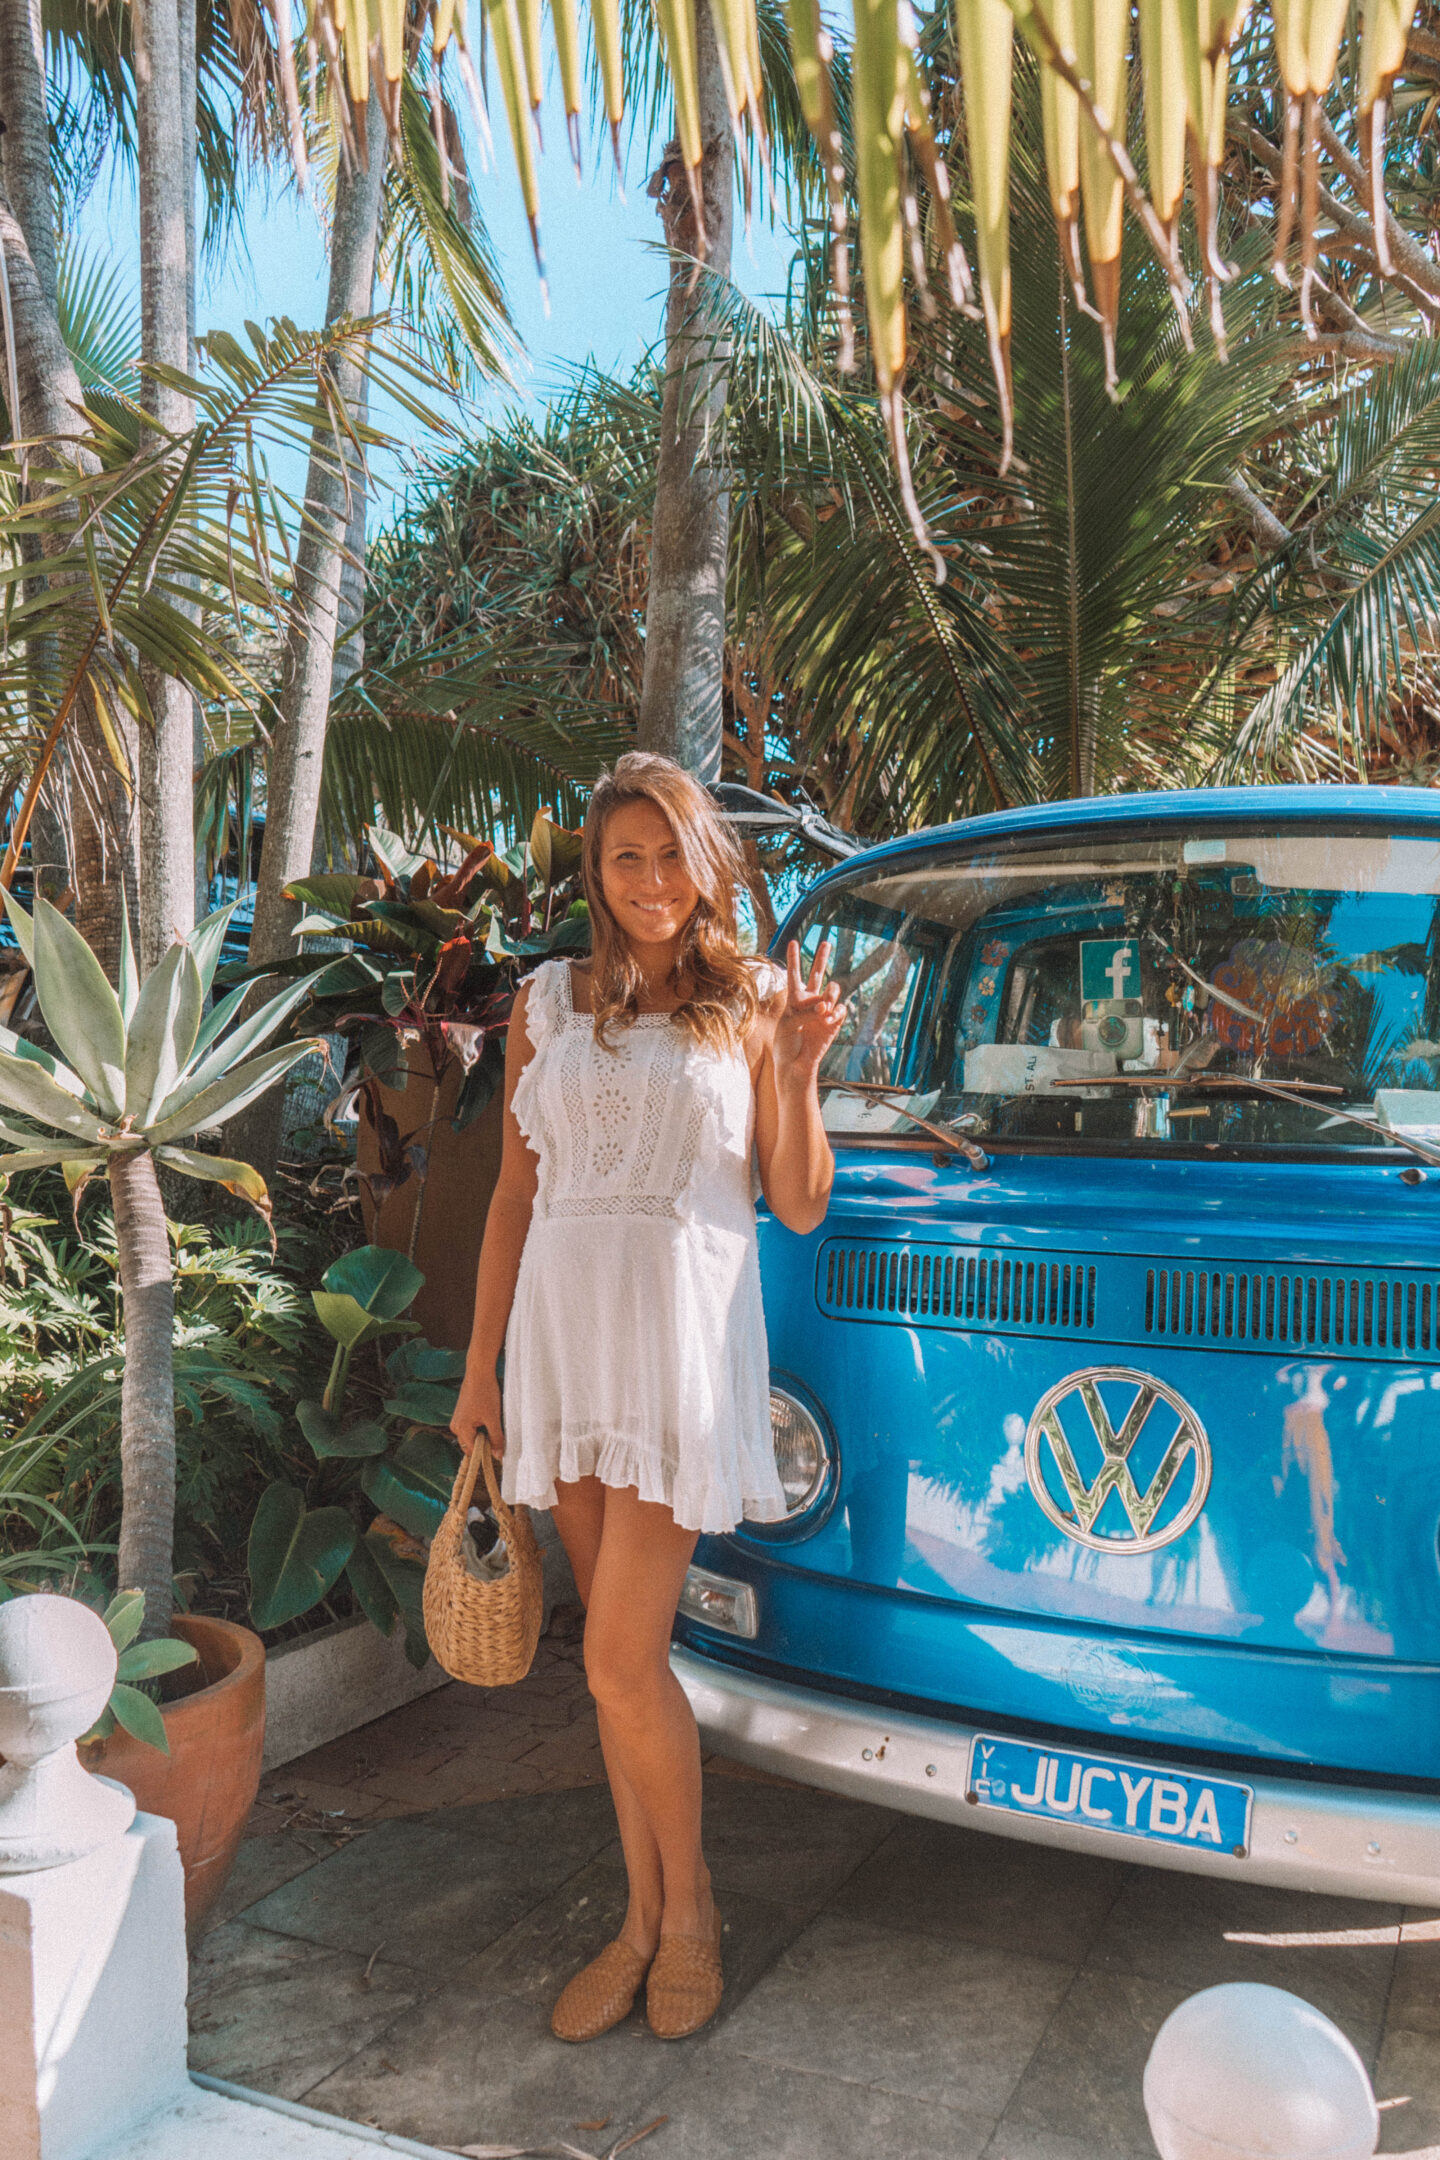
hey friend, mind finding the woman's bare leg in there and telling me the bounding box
[550,1478,667,1958]
[581,1486,712,1942]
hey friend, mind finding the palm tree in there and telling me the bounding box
[0,0,140,974]
[133,0,197,968]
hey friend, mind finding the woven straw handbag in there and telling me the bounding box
[423,1435,544,1687]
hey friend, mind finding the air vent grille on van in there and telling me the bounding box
[1145,1265,1440,1357]
[817,1240,1098,1337]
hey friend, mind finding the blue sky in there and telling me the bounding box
[76,77,797,515]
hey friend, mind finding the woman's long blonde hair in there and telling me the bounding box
[582,752,770,1051]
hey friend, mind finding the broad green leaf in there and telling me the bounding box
[116,1638,199,1683]
[311,1293,392,1353]
[368,826,432,885]
[321,1245,425,1320]
[385,1340,467,1384]
[125,943,203,1123]
[293,914,350,936]
[109,1681,170,1752]
[188,903,237,997]
[0,1052,106,1143]
[146,1038,319,1145]
[32,900,127,1116]
[247,1482,357,1631]
[360,1427,459,1542]
[297,1399,389,1459]
[344,1535,399,1637]
[81,1704,118,1743]
[103,1588,147,1651]
[383,1379,460,1426]
[363,1529,430,1667]
[283,874,378,917]
[0,888,35,964]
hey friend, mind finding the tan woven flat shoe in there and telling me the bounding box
[646,1908,723,2040]
[550,1939,651,2043]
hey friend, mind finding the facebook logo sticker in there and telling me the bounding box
[1080,938,1138,1004]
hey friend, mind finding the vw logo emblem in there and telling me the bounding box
[1024,1367,1212,1553]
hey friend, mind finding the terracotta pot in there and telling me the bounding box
[358,1045,505,1352]
[81,1613,265,1939]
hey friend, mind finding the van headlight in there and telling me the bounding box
[770,1387,832,1516]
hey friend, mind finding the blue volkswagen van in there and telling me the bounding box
[673,786,1440,1903]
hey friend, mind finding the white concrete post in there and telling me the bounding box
[0,1595,188,2160]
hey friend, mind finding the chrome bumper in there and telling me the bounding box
[673,1643,1440,1905]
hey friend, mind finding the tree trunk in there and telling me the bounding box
[231,98,386,1180]
[246,95,387,978]
[0,9,137,972]
[636,3,735,782]
[111,1147,177,1642]
[134,0,196,968]
[332,371,372,701]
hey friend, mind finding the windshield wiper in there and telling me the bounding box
[819,1082,990,1170]
[1054,1073,1440,1168]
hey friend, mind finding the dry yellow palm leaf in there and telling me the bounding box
[1140,0,1186,231]
[1074,0,1128,386]
[550,0,586,172]
[655,0,708,247]
[590,0,625,170]
[852,0,938,560]
[955,0,1014,461]
[783,0,854,364]
[376,0,405,77]
[899,5,974,311]
[1033,0,1087,307]
[1360,0,1419,268]
[484,0,546,277]
[518,0,545,132]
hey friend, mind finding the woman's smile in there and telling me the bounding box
[601,800,700,949]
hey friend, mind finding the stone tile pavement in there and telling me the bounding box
[197,1609,1440,2160]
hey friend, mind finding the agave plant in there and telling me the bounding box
[0,893,321,1639]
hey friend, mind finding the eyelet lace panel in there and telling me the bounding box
[500,957,788,1534]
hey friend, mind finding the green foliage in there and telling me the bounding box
[0,1187,328,1594]
[76,1590,200,1755]
[246,1484,358,1631]
[245,1245,464,1667]
[228,814,587,1218]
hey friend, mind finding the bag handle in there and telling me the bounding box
[450,1429,514,1541]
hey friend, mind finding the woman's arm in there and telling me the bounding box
[450,980,541,1458]
[753,940,848,1236]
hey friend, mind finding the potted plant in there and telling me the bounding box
[0,891,320,1929]
[265,810,588,1348]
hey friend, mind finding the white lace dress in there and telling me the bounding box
[501,958,787,1534]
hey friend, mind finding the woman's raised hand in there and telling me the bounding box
[450,1368,506,1460]
[773,938,848,1084]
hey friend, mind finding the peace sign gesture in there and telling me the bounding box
[772,938,848,1084]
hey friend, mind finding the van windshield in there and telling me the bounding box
[790,823,1440,1155]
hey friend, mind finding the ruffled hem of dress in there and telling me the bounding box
[504,1427,787,1536]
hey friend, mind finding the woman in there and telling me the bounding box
[449,751,845,2045]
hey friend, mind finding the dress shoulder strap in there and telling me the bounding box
[519,958,573,1048]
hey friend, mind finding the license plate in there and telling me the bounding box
[967,1733,1253,1856]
